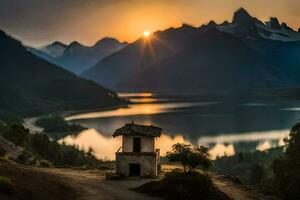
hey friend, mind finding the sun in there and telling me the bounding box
[143,30,150,37]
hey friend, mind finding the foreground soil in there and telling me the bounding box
[0,160,160,200]
[211,174,280,200]
[0,160,77,200]
[0,160,280,200]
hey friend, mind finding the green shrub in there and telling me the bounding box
[0,176,14,194]
[38,159,53,168]
[135,170,230,200]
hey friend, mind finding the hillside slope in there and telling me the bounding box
[0,30,123,118]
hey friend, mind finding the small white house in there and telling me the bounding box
[113,122,162,177]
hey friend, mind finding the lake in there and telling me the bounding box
[60,92,300,160]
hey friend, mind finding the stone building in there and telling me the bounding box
[113,122,162,177]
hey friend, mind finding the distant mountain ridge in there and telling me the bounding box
[41,41,68,57]
[30,37,128,74]
[82,8,300,93]
[0,30,123,118]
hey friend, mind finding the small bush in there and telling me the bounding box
[135,170,230,200]
[39,159,53,168]
[0,176,14,194]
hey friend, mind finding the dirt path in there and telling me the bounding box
[41,168,280,200]
[212,175,280,200]
[39,168,161,200]
[1,160,280,200]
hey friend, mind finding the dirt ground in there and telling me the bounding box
[0,160,280,200]
[211,174,280,200]
[0,160,161,200]
[0,160,77,200]
[40,167,161,200]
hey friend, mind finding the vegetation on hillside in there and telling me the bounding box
[0,30,124,124]
[0,109,22,124]
[212,148,284,187]
[0,122,101,168]
[35,114,86,139]
[272,122,300,199]
[213,121,300,199]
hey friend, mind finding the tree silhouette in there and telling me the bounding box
[166,143,211,173]
[272,122,300,199]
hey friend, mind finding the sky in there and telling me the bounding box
[0,0,299,47]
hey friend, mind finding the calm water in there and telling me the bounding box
[60,92,300,160]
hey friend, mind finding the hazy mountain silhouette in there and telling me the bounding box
[82,8,300,93]
[30,38,128,75]
[41,41,68,57]
[0,30,123,117]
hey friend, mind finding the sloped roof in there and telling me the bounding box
[113,122,162,137]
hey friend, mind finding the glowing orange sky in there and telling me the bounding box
[0,0,299,47]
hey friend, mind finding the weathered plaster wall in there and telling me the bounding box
[116,153,157,177]
[122,135,154,152]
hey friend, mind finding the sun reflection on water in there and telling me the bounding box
[129,98,160,103]
[65,102,204,121]
[118,92,153,98]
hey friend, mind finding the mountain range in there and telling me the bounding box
[30,38,128,74]
[78,8,300,93]
[0,30,123,120]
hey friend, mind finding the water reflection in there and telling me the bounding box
[129,98,158,103]
[129,98,170,103]
[59,128,287,160]
[197,130,289,144]
[242,103,274,107]
[209,144,235,159]
[65,102,217,121]
[118,92,153,97]
[62,92,300,159]
[59,129,192,160]
[281,107,300,111]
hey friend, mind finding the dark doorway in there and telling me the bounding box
[129,164,141,176]
[133,137,141,152]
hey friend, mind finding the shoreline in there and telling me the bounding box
[22,102,129,134]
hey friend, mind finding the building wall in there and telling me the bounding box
[116,153,157,177]
[122,135,154,152]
